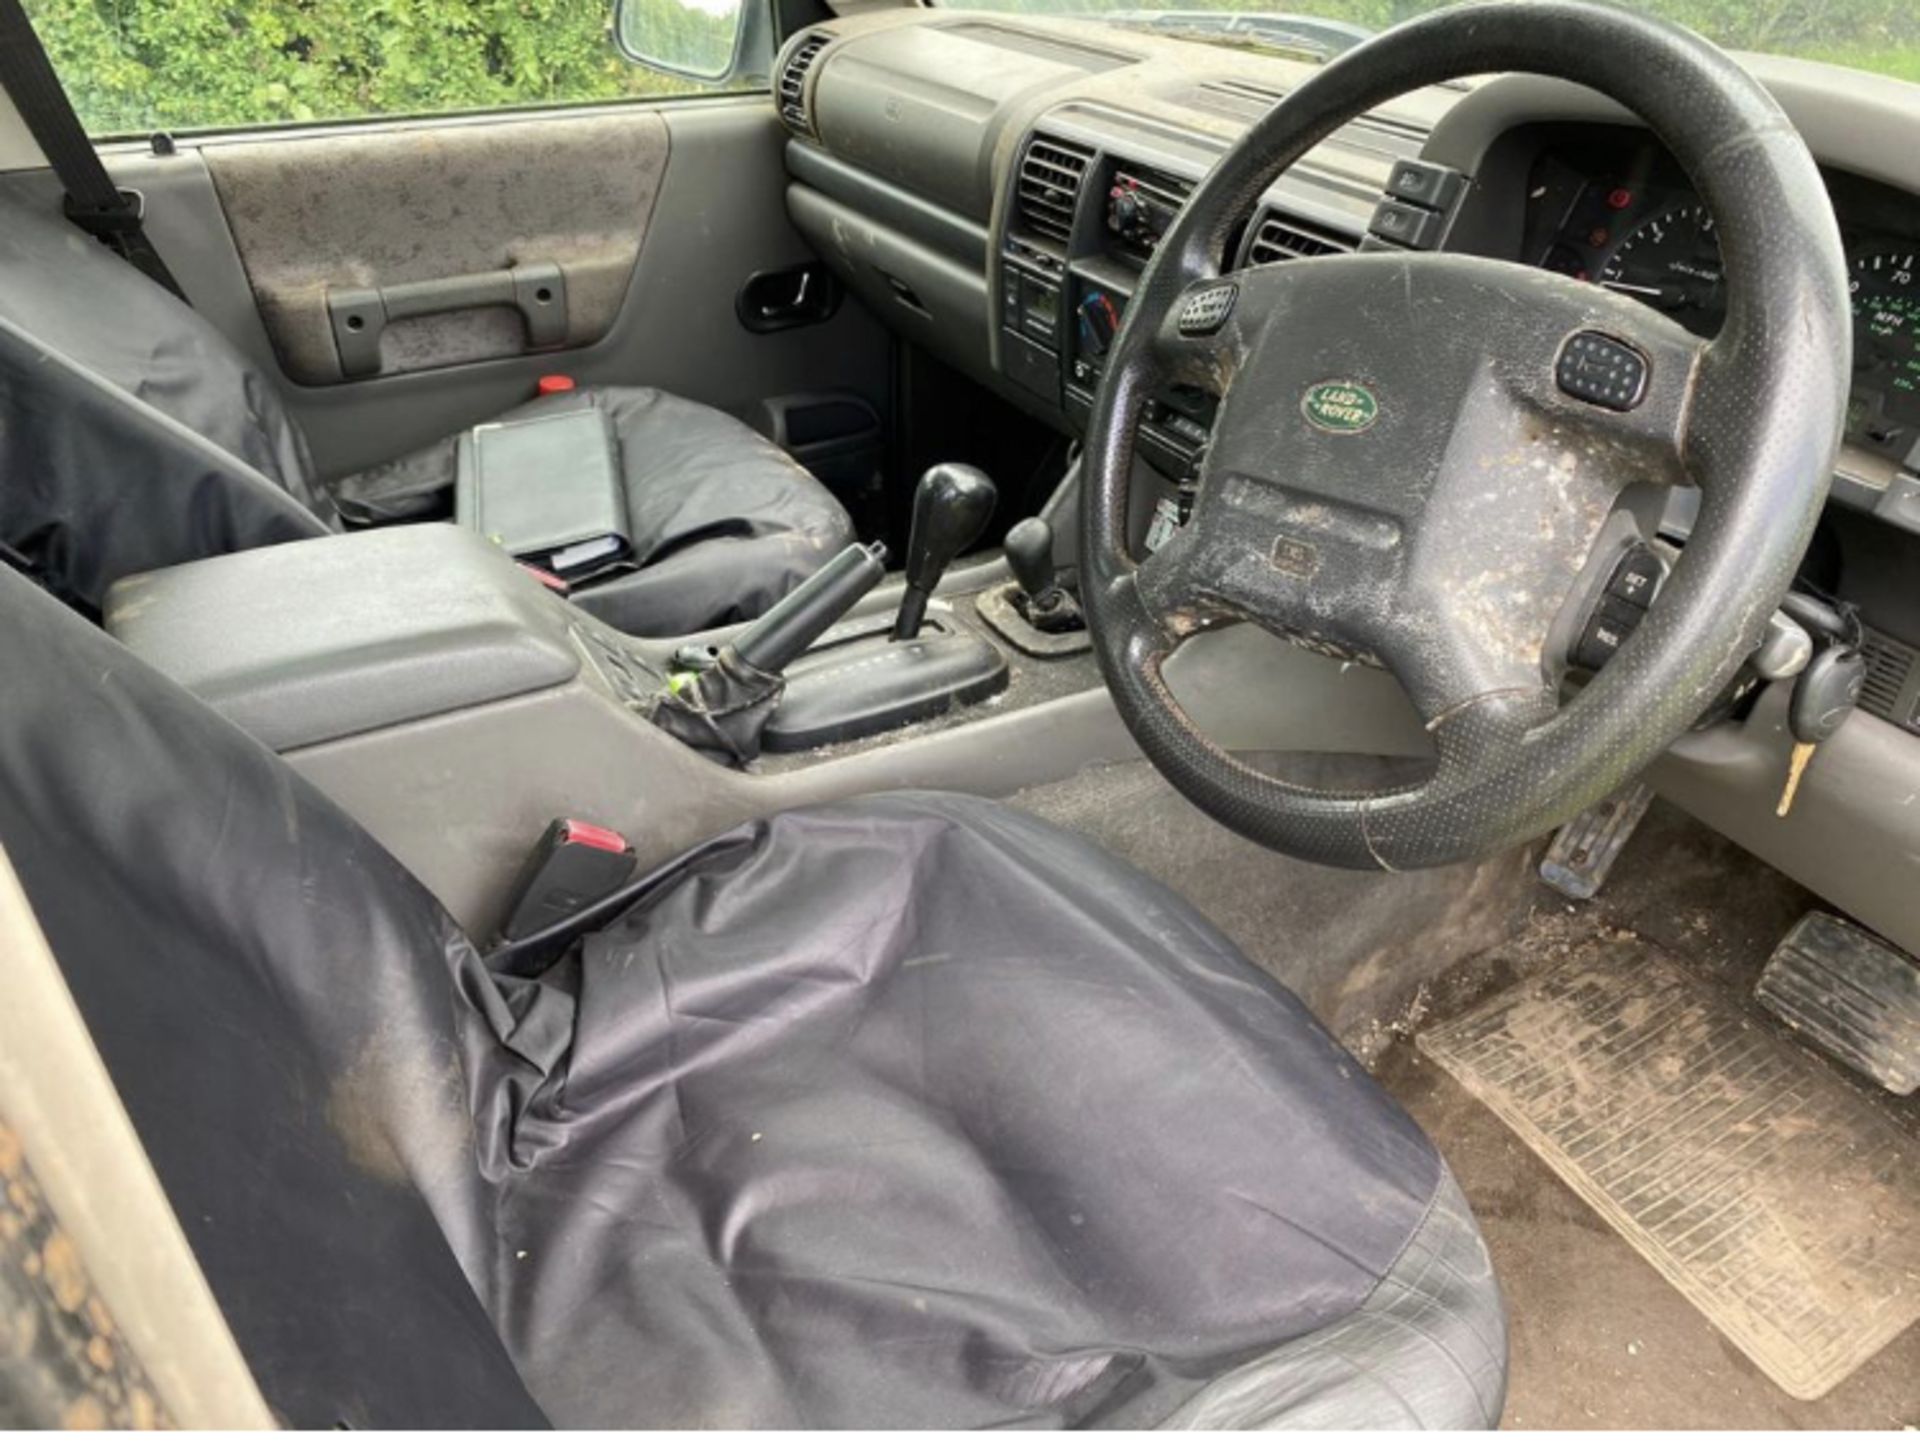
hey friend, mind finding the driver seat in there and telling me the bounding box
[0,565,1506,1428]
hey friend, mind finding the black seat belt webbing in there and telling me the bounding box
[0,0,187,301]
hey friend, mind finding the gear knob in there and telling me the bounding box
[1003,517,1057,601]
[893,463,996,640]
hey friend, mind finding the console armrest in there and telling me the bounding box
[106,527,580,751]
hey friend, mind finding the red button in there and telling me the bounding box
[563,820,630,854]
[517,562,571,595]
[537,374,576,396]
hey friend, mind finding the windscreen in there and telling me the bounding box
[935,0,1918,83]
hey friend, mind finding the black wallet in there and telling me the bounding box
[455,407,632,580]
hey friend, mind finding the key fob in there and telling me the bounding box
[1787,644,1865,745]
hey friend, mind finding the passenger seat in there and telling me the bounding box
[0,192,854,636]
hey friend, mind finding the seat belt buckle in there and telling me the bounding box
[518,561,572,596]
[499,819,636,943]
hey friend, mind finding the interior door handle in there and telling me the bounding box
[327,262,569,378]
[768,267,813,317]
[736,262,839,334]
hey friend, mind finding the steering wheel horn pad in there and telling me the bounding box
[1081,0,1851,870]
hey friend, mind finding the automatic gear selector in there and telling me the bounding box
[755,463,1008,752]
[893,463,997,640]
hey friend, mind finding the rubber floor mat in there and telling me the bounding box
[1419,944,1920,1400]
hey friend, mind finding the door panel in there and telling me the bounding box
[203,112,670,385]
[60,98,888,483]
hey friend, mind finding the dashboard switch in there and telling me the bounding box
[1385,160,1466,214]
[1000,269,1025,327]
[1368,198,1445,250]
[1557,331,1649,410]
[1177,282,1237,336]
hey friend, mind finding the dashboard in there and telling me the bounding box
[777,12,1920,530]
[773,8,1920,954]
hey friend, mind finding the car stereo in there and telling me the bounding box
[1105,167,1193,262]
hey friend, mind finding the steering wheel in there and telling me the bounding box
[1080,0,1850,871]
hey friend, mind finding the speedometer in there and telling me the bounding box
[1848,244,1920,451]
[1599,201,1724,335]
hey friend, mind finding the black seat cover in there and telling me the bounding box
[0,192,332,615]
[0,567,1504,1427]
[337,387,856,636]
[0,192,852,634]
[0,567,542,1425]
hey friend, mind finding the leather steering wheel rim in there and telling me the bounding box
[1079,0,1851,871]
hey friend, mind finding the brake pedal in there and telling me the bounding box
[1539,782,1655,901]
[1757,913,1919,1095]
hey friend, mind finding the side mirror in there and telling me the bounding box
[614,0,748,81]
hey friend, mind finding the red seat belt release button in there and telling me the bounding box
[537,374,577,397]
[562,819,629,854]
[518,561,571,596]
[499,818,637,942]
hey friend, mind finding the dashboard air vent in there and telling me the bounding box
[778,33,831,135]
[1860,627,1916,726]
[1246,210,1356,265]
[1016,135,1093,246]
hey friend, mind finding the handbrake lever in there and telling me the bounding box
[726,540,888,675]
[652,541,887,764]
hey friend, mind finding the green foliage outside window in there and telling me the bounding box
[26,0,748,138]
[26,0,1920,141]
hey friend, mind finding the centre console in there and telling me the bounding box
[107,459,1038,766]
[105,513,1422,938]
[995,127,1262,559]
[998,146,1217,484]
[103,522,1065,933]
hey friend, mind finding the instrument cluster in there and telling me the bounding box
[1526,141,1920,462]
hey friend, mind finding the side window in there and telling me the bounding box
[26,0,765,139]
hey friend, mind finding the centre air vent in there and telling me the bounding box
[1246,210,1357,265]
[1015,135,1093,246]
[778,33,831,136]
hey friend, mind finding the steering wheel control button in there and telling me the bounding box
[1385,160,1466,215]
[1574,596,1646,672]
[1606,545,1667,606]
[1558,331,1650,410]
[1177,283,1238,336]
[1368,198,1445,250]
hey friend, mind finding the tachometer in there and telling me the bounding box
[1848,243,1920,452]
[1599,200,1724,334]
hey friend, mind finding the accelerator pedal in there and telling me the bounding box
[1757,912,1920,1095]
[1539,781,1655,900]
